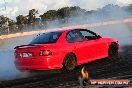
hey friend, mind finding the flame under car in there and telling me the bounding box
[14,28,119,71]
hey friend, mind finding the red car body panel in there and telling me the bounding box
[14,29,119,71]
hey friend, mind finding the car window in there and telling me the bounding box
[66,30,83,42]
[30,32,62,44]
[79,30,97,40]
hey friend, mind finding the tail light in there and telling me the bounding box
[14,52,22,58]
[39,50,52,56]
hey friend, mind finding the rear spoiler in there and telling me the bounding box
[14,44,40,49]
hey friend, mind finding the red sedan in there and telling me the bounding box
[14,28,119,71]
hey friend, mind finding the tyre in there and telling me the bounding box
[62,53,77,72]
[108,43,118,60]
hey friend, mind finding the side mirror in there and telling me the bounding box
[96,35,102,39]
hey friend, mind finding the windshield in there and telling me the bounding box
[30,32,62,44]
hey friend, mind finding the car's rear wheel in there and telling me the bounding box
[62,53,77,72]
[108,43,118,60]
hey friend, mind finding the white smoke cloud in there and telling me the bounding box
[72,0,116,10]
[0,0,132,20]
[117,0,132,6]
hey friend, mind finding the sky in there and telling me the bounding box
[0,0,132,20]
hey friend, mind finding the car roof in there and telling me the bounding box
[36,28,88,36]
[46,28,88,33]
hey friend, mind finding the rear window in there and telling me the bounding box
[30,32,62,44]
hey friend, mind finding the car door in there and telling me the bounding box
[79,29,107,62]
[66,30,91,64]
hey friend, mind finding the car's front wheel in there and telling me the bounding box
[62,53,77,72]
[108,43,119,60]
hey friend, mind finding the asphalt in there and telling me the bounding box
[0,22,132,88]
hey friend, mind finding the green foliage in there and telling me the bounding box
[0,5,132,35]
[57,6,85,18]
[8,20,17,33]
[16,9,39,25]
[16,15,28,25]
[28,9,38,24]
[0,15,9,34]
[40,10,58,21]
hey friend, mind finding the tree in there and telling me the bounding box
[57,7,71,18]
[16,15,28,25]
[69,6,86,16]
[28,9,38,24]
[16,15,28,31]
[0,15,9,34]
[40,10,58,21]
[57,6,86,23]
[8,20,17,33]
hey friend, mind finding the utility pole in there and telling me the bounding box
[4,0,9,34]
